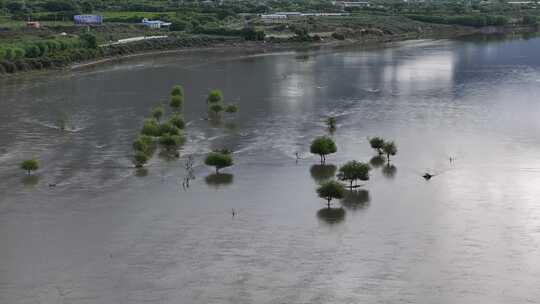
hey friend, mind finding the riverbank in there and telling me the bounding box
[2,23,537,76]
[65,25,534,71]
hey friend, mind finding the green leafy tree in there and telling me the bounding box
[207,89,223,103]
[209,103,224,115]
[80,33,97,49]
[171,85,184,96]
[133,135,154,154]
[316,180,345,208]
[159,134,184,151]
[241,27,265,41]
[225,104,238,113]
[369,137,385,155]
[43,0,79,11]
[158,122,180,136]
[133,151,149,168]
[151,105,165,121]
[170,95,183,111]
[310,136,337,164]
[169,113,185,129]
[337,161,371,189]
[20,159,39,175]
[141,118,160,136]
[204,151,233,173]
[382,141,397,163]
[80,1,93,13]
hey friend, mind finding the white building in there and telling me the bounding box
[260,14,288,23]
[333,1,370,8]
[142,18,172,29]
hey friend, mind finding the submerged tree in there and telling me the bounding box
[57,112,69,131]
[310,136,337,164]
[316,180,345,208]
[158,122,181,136]
[337,161,371,189]
[382,141,397,163]
[326,116,336,132]
[369,137,385,155]
[20,159,39,175]
[159,133,184,152]
[151,105,165,121]
[133,135,154,154]
[133,151,149,168]
[204,151,233,174]
[225,104,238,114]
[141,118,161,137]
[209,103,224,116]
[168,113,185,129]
[207,89,223,104]
[170,95,183,112]
[171,85,184,97]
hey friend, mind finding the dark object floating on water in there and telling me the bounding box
[422,173,434,180]
[232,208,236,217]
[48,183,56,187]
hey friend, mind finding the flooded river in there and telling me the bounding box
[2,35,540,303]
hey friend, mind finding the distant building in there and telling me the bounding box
[141,18,172,29]
[274,12,303,17]
[260,14,288,23]
[300,13,350,17]
[507,1,536,4]
[333,1,370,8]
[74,15,103,25]
[26,21,41,29]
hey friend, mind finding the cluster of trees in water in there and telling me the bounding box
[132,85,239,178]
[17,84,241,186]
[308,127,398,224]
[132,85,186,168]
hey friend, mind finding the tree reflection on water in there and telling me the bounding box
[340,189,370,210]
[310,164,337,183]
[317,207,346,224]
[205,173,234,188]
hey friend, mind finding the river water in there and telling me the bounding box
[2,35,540,303]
